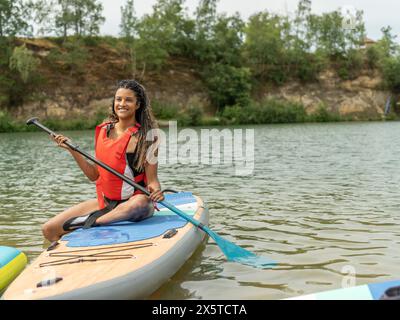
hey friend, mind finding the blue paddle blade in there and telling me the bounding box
[159,200,276,269]
[206,228,276,269]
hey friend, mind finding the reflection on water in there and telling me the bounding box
[1,122,400,299]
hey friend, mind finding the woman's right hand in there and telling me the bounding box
[52,134,73,151]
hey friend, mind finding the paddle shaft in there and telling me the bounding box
[26,118,205,230]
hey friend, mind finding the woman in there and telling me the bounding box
[42,80,164,242]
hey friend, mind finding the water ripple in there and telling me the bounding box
[1,123,400,299]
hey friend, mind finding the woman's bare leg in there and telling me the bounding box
[42,199,99,242]
[96,195,154,225]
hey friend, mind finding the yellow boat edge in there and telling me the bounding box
[0,252,28,292]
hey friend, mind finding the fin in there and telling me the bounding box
[47,241,60,251]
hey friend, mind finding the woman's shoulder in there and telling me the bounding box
[96,121,113,128]
[95,122,114,141]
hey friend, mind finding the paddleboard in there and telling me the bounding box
[288,279,400,300]
[3,192,208,300]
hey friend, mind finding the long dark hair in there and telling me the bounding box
[109,79,158,172]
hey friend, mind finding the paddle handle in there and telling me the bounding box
[26,118,205,229]
[26,117,80,151]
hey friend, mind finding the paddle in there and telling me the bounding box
[27,117,276,269]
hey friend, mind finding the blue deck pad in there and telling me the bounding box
[156,192,196,209]
[63,192,198,247]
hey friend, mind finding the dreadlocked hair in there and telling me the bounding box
[108,79,158,172]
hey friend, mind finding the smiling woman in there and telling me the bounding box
[41,79,164,242]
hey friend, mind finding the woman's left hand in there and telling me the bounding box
[148,185,164,202]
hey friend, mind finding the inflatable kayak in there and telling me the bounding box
[0,246,27,292]
[288,279,400,300]
[3,192,208,300]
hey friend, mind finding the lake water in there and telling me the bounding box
[1,121,400,299]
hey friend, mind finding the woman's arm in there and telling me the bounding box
[53,134,99,182]
[145,162,164,202]
[69,150,99,181]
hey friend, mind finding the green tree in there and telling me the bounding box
[120,0,137,40]
[72,0,105,36]
[54,0,74,39]
[382,55,400,93]
[135,15,169,72]
[1,43,41,109]
[9,45,40,83]
[243,12,288,83]
[307,7,365,79]
[201,14,251,110]
[120,0,138,76]
[373,27,400,93]
[204,64,252,111]
[0,0,32,37]
[290,0,322,81]
[212,14,244,66]
[293,0,312,51]
[151,0,191,54]
[31,0,58,36]
[135,0,191,72]
[310,8,365,58]
[376,26,399,59]
[195,0,218,38]
[0,0,34,107]
[194,0,218,61]
[366,27,398,70]
[343,9,365,51]
[0,42,12,106]
[53,0,105,38]
[309,11,346,58]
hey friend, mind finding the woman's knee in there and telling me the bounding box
[41,221,58,241]
[128,197,154,221]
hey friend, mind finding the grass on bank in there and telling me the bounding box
[0,98,390,133]
[0,110,108,133]
[153,98,346,127]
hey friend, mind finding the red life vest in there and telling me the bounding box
[94,122,146,209]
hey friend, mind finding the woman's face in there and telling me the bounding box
[114,88,139,120]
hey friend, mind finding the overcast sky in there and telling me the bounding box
[99,0,400,41]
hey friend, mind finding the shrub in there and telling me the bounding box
[294,53,325,83]
[203,64,252,111]
[9,45,40,83]
[183,97,204,126]
[0,110,15,132]
[82,36,101,47]
[382,55,400,93]
[152,100,179,119]
[334,50,363,80]
[221,99,308,125]
[309,104,341,122]
[152,99,205,127]
[47,39,88,75]
[200,116,221,126]
[366,45,381,69]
